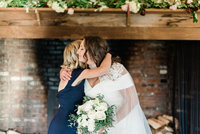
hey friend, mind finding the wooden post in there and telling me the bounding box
[35,9,41,26]
[126,5,130,27]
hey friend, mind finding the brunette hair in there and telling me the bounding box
[83,36,110,67]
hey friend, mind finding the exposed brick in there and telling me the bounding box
[0,39,47,133]
[146,88,160,92]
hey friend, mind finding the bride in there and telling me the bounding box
[68,36,152,134]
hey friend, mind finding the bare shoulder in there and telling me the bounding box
[58,80,68,92]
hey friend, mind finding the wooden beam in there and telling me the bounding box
[0,8,198,28]
[35,10,41,26]
[1,26,200,40]
[0,8,200,40]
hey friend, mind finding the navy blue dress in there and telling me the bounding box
[48,68,85,134]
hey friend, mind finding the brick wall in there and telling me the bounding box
[0,39,47,133]
[0,39,172,133]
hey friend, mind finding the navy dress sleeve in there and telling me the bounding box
[48,68,85,134]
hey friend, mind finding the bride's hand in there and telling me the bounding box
[98,126,109,134]
[98,128,103,134]
[60,68,71,81]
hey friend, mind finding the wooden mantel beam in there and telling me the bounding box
[1,26,200,40]
[0,8,200,40]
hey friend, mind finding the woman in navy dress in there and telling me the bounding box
[48,40,111,134]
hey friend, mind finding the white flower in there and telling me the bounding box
[63,4,67,9]
[121,4,128,12]
[88,110,96,119]
[77,129,82,134]
[47,0,52,7]
[78,114,88,127]
[198,1,200,4]
[90,0,97,3]
[52,1,59,8]
[94,2,108,12]
[169,5,177,10]
[187,0,193,4]
[7,0,12,3]
[99,5,108,11]
[52,1,67,13]
[175,0,182,6]
[81,114,88,120]
[78,100,93,114]
[82,119,88,127]
[167,0,181,5]
[93,98,100,106]
[98,2,108,11]
[0,0,13,7]
[80,116,88,127]
[83,100,93,112]
[77,105,84,115]
[88,119,95,132]
[89,0,97,4]
[152,0,163,3]
[90,0,98,5]
[0,1,8,7]
[32,0,38,5]
[96,102,108,112]
[95,111,106,120]
[126,1,141,13]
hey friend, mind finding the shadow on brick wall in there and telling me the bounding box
[34,39,73,128]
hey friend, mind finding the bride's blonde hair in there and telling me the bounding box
[61,40,86,70]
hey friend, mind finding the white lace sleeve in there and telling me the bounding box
[99,62,124,82]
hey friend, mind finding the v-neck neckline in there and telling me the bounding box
[86,79,101,89]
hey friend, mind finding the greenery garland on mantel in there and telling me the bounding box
[0,0,200,23]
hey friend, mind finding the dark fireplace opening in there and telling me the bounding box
[173,43,200,134]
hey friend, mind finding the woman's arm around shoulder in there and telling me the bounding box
[72,53,112,86]
[83,53,112,78]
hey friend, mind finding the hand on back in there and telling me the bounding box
[60,68,71,81]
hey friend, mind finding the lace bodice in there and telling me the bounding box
[99,62,124,82]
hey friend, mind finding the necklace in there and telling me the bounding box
[89,64,97,69]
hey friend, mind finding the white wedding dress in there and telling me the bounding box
[84,62,152,134]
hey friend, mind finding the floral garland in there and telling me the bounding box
[0,0,199,22]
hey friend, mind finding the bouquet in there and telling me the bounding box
[69,95,116,134]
